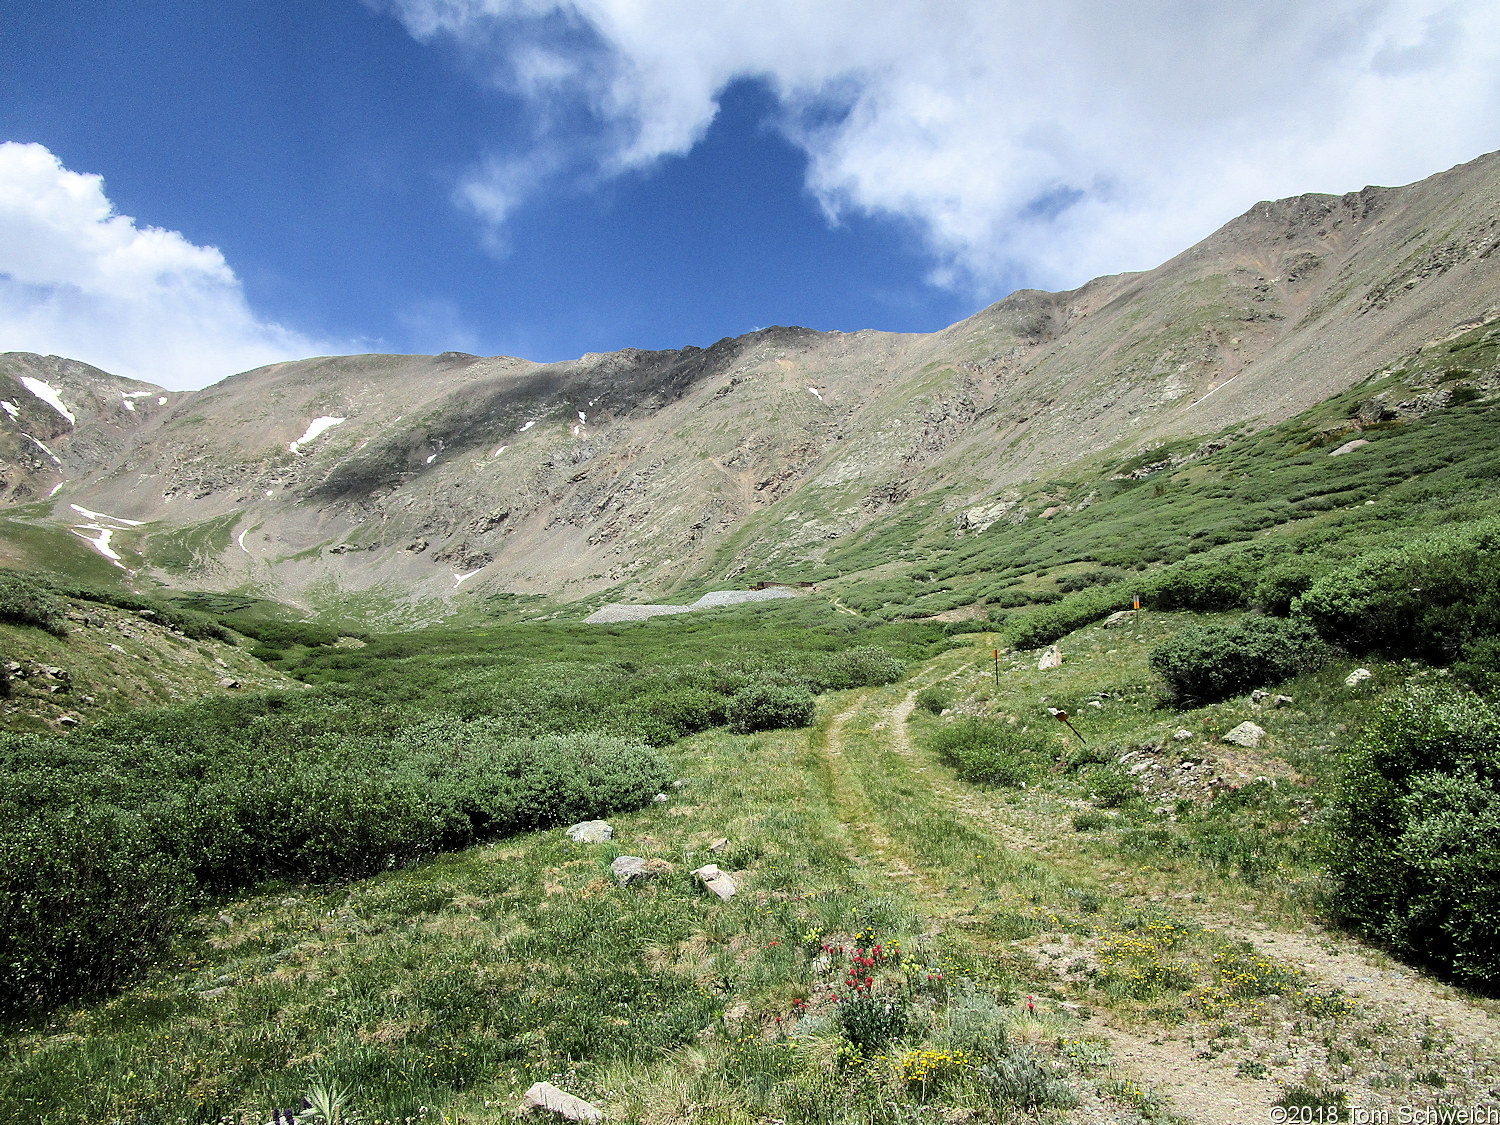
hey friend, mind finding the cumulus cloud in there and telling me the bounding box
[384,0,1500,294]
[0,142,330,389]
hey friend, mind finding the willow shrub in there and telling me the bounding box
[1329,688,1500,990]
[1295,517,1500,663]
[1149,615,1326,704]
[0,711,667,1013]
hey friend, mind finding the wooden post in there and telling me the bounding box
[993,649,1000,690]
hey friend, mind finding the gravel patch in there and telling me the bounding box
[585,587,796,624]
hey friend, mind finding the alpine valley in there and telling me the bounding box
[4,150,1499,619]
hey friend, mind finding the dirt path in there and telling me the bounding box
[816,670,1500,1124]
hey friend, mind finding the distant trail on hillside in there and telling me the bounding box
[584,586,795,623]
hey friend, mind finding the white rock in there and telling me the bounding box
[565,820,612,843]
[1173,729,1195,741]
[652,792,668,803]
[520,1082,603,1123]
[708,837,729,853]
[1102,610,1132,628]
[1345,668,1373,687]
[1037,645,1063,670]
[1328,438,1370,457]
[1222,721,1265,748]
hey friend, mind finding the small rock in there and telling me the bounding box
[1102,610,1132,628]
[565,821,613,843]
[1272,695,1294,709]
[1087,700,1103,709]
[652,793,668,803]
[611,856,651,886]
[692,864,737,901]
[1223,721,1265,748]
[671,779,688,789]
[57,715,79,728]
[107,643,126,654]
[520,1082,604,1123]
[1345,668,1373,687]
[218,677,241,689]
[1173,729,1194,741]
[708,837,729,853]
[1037,645,1063,670]
[197,987,228,1000]
[1250,689,1269,707]
[1328,438,1370,457]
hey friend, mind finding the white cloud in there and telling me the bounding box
[0,142,331,389]
[385,0,1500,294]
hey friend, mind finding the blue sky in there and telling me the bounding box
[2,1,1498,388]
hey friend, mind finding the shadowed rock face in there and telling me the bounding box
[4,151,1500,608]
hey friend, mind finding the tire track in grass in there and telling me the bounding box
[874,651,1500,1122]
[814,662,1288,1125]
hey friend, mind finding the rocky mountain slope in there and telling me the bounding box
[3,150,1499,613]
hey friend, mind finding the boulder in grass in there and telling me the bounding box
[611,856,673,886]
[565,821,613,843]
[692,864,737,901]
[1222,721,1265,748]
[520,1082,604,1123]
[611,856,649,885]
[1345,668,1373,688]
[1037,645,1063,670]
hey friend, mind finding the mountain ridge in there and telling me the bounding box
[3,149,1499,614]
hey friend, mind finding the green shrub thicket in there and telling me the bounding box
[1252,558,1324,616]
[1055,569,1124,593]
[1329,688,1500,990]
[929,719,1053,787]
[1149,615,1326,704]
[795,646,907,692]
[0,701,667,1013]
[1004,584,1134,650]
[0,571,70,636]
[728,682,816,733]
[39,576,235,643]
[1295,518,1500,664]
